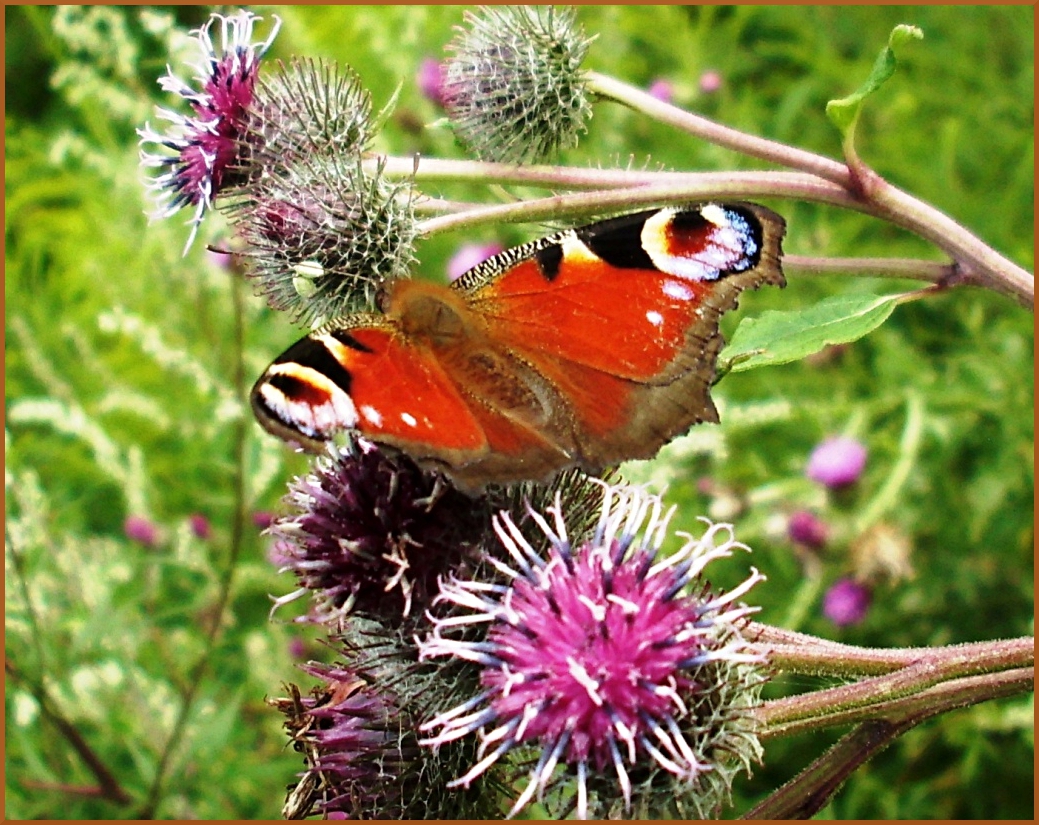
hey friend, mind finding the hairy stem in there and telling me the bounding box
[749,623,1034,678]
[743,667,1032,818]
[586,71,853,188]
[753,634,1033,736]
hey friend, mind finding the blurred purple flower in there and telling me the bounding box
[138,11,280,251]
[699,69,722,94]
[206,247,234,271]
[647,78,674,104]
[806,436,867,488]
[124,515,159,548]
[252,510,275,530]
[446,242,503,282]
[188,513,212,540]
[416,57,448,106]
[823,578,872,627]
[787,510,828,549]
[287,637,306,660]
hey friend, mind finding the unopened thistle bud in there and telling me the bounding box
[233,151,417,324]
[250,58,373,166]
[443,6,594,164]
[418,484,768,819]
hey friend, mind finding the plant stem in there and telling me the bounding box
[6,662,132,806]
[586,70,853,188]
[754,635,1034,736]
[784,254,955,284]
[749,622,1034,678]
[854,392,924,533]
[414,176,859,235]
[742,666,1032,818]
[588,71,1034,307]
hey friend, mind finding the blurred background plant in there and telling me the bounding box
[5,5,1032,819]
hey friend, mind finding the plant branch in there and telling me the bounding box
[135,271,250,818]
[6,662,132,806]
[742,666,1032,818]
[415,176,860,236]
[585,70,854,188]
[755,635,1033,737]
[784,254,957,284]
[589,70,1033,307]
[749,623,1034,678]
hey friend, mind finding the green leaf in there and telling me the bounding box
[826,24,924,139]
[720,293,902,373]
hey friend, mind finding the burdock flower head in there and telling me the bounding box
[419,484,769,819]
[138,10,280,250]
[273,663,408,819]
[269,439,489,624]
[443,6,594,164]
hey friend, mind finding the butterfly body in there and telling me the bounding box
[252,203,786,492]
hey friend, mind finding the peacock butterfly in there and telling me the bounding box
[251,203,786,492]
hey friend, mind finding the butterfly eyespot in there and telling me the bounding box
[252,203,785,490]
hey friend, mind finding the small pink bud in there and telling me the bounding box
[823,578,871,627]
[206,247,233,270]
[288,638,306,659]
[788,510,828,549]
[417,57,447,106]
[252,511,274,530]
[647,78,674,104]
[807,437,868,488]
[188,513,212,540]
[124,515,159,548]
[698,69,722,94]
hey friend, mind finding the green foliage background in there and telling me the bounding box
[5,5,1033,819]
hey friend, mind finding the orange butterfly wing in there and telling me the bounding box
[455,203,786,466]
[251,311,568,488]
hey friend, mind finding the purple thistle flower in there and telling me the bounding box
[823,578,872,627]
[138,11,280,251]
[446,242,504,282]
[419,485,766,818]
[274,665,410,819]
[269,439,488,623]
[806,436,868,488]
[124,515,159,548]
[787,509,828,549]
